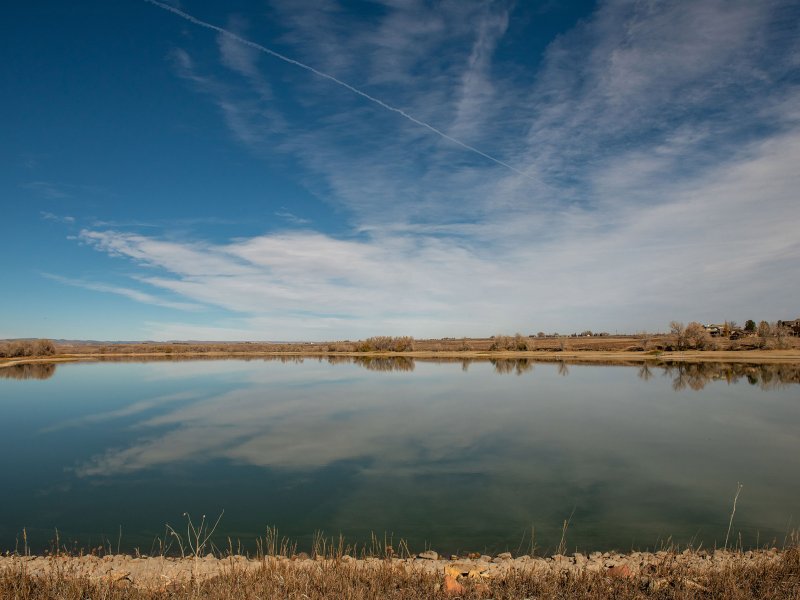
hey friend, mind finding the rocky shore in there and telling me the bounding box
[1,547,792,594]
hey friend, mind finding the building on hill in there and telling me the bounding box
[777,319,800,336]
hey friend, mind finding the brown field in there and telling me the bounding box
[46,333,800,354]
[1,333,799,370]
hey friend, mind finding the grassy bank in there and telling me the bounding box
[2,347,800,368]
[2,332,800,374]
[3,331,800,363]
[2,546,799,599]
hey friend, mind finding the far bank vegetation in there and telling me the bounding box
[667,320,798,351]
[2,319,799,361]
[352,336,415,352]
[0,339,56,358]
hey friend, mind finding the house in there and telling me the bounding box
[777,319,800,336]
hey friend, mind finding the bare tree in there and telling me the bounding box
[33,339,56,356]
[669,321,686,350]
[685,322,711,350]
[757,321,771,348]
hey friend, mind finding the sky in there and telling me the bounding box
[2,0,799,341]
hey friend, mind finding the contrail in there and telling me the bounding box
[144,0,534,180]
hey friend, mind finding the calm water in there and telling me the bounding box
[1,358,798,555]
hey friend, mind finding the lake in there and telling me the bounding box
[1,358,798,555]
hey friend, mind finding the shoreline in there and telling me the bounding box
[1,547,796,595]
[3,348,800,369]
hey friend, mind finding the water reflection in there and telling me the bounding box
[490,358,533,375]
[353,356,415,372]
[0,363,56,380]
[657,362,800,390]
[341,356,800,389]
[64,360,800,483]
[9,355,800,387]
[2,358,799,553]
[638,363,654,381]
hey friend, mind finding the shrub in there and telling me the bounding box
[489,333,528,351]
[0,339,57,358]
[355,336,415,352]
[32,339,56,356]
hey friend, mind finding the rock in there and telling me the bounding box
[553,554,569,563]
[607,564,634,579]
[444,574,465,596]
[585,562,603,573]
[418,550,438,560]
[496,552,512,560]
[445,563,469,577]
[446,562,490,579]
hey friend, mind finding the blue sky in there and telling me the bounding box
[2,0,799,341]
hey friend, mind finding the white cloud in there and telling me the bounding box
[40,211,75,224]
[66,0,800,336]
[75,124,800,337]
[43,273,205,312]
[274,208,310,225]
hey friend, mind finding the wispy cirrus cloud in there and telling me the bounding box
[21,180,106,200]
[63,0,800,337]
[75,122,800,338]
[40,211,75,224]
[43,273,205,312]
[274,208,310,225]
[21,181,73,199]
[152,0,532,179]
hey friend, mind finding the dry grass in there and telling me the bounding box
[2,332,799,370]
[2,547,799,599]
[36,333,800,355]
